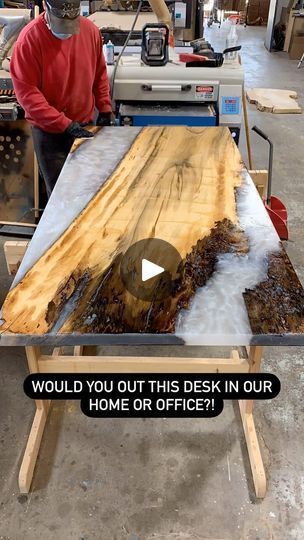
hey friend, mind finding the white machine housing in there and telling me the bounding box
[110,56,244,139]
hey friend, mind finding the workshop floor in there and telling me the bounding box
[0,24,303,540]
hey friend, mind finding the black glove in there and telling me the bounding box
[96,111,115,127]
[66,122,94,139]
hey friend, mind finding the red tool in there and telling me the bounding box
[179,46,241,67]
[179,52,209,63]
[252,126,288,240]
[227,14,241,24]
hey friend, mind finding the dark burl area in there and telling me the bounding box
[243,248,304,335]
[69,219,248,334]
[48,223,304,337]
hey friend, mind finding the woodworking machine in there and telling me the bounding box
[97,0,244,141]
[91,0,244,141]
[0,9,36,229]
[109,58,244,143]
[0,9,31,120]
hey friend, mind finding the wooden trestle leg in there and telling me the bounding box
[18,345,267,497]
[19,347,50,493]
[238,346,267,498]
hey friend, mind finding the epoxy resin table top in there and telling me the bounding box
[1,126,304,346]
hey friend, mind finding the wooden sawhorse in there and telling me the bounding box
[19,345,266,498]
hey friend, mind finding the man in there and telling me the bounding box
[10,0,113,197]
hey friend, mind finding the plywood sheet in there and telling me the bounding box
[246,88,302,113]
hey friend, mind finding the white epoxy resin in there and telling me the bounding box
[13,127,142,287]
[176,171,281,345]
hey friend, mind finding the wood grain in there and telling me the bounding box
[1,126,243,335]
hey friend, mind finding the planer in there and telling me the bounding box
[108,55,244,143]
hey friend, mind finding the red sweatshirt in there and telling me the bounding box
[10,14,112,133]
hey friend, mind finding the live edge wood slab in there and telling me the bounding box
[1,126,304,345]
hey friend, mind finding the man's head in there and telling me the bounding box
[45,0,80,37]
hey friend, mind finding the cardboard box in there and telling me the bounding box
[289,35,304,58]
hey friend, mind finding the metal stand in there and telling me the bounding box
[19,345,266,498]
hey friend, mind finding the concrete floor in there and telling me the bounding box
[1,24,304,540]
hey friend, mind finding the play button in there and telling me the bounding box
[142,259,164,282]
[120,238,183,302]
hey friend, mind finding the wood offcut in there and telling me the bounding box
[246,88,302,114]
